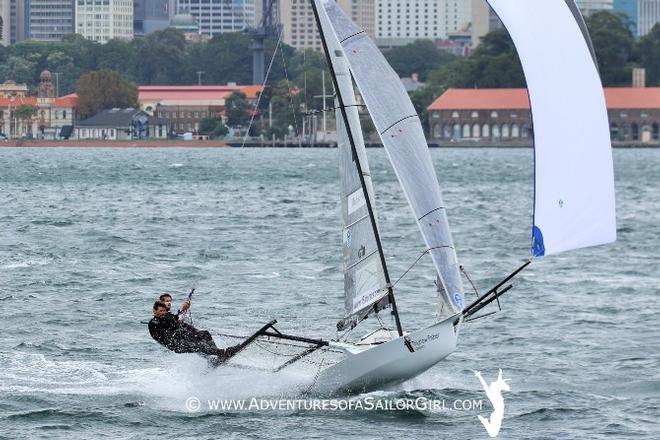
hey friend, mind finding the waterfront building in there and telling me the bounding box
[75,108,168,140]
[427,87,660,145]
[76,0,134,43]
[138,84,264,133]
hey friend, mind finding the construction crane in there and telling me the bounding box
[249,0,280,85]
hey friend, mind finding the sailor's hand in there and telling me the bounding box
[181,300,191,312]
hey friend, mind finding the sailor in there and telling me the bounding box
[148,299,240,359]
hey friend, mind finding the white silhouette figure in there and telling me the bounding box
[474,369,510,438]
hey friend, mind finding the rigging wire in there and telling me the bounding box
[279,43,300,137]
[460,265,480,298]
[241,25,285,148]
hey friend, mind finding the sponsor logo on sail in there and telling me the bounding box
[347,188,366,215]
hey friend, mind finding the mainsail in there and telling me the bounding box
[486,0,616,256]
[314,1,394,331]
[317,0,465,316]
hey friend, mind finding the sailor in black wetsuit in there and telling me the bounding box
[148,298,239,358]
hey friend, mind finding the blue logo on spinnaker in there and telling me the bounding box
[532,225,545,257]
[345,229,352,247]
[452,292,464,309]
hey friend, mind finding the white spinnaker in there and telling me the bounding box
[318,0,464,315]
[486,0,616,256]
[317,5,390,329]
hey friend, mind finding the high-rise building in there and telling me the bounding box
[375,0,471,46]
[614,0,660,37]
[21,0,76,41]
[76,0,134,43]
[0,0,10,45]
[176,0,255,37]
[575,0,614,15]
[134,0,174,36]
[638,0,660,36]
[10,0,27,43]
[338,0,376,39]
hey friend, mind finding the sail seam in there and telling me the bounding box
[417,207,446,221]
[344,250,379,271]
[340,30,365,43]
[380,115,418,135]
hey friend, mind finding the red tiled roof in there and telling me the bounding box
[53,93,78,108]
[0,97,38,106]
[428,87,660,111]
[138,85,265,101]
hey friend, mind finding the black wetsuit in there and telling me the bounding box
[148,312,237,357]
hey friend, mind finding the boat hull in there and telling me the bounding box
[313,315,460,395]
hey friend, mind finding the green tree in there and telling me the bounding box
[225,91,252,127]
[585,11,636,86]
[198,116,228,138]
[135,28,187,84]
[76,69,138,118]
[639,23,660,86]
[384,39,457,81]
[426,29,525,89]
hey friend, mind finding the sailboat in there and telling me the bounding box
[222,0,616,395]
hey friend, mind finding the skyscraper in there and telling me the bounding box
[134,0,173,36]
[0,0,10,45]
[375,0,471,45]
[176,0,255,37]
[575,0,614,15]
[76,0,134,43]
[638,0,660,36]
[24,0,76,41]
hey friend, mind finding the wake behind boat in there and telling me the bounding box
[149,0,616,396]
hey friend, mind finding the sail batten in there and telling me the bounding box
[319,0,465,316]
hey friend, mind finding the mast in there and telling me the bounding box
[310,0,403,336]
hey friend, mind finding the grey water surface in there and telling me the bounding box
[0,147,658,440]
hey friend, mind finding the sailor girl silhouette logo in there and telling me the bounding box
[474,369,510,437]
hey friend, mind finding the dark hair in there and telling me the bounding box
[153,300,167,310]
[159,294,172,301]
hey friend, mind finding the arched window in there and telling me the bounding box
[511,124,520,138]
[462,124,470,138]
[492,124,500,139]
[490,111,498,118]
[452,111,460,118]
[610,123,619,140]
[471,111,479,118]
[521,124,530,138]
[453,124,461,140]
[653,123,659,141]
[472,123,480,138]
[631,123,639,141]
[501,124,510,138]
[482,124,490,139]
[444,125,452,139]
[433,124,442,138]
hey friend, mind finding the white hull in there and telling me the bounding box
[312,315,461,395]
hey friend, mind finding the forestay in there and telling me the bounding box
[319,7,391,328]
[318,0,465,315]
[486,0,616,256]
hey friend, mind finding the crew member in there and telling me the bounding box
[148,299,240,359]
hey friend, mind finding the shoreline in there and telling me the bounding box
[1,139,658,148]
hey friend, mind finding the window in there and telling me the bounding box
[501,124,510,138]
[631,123,639,141]
[482,124,490,138]
[451,111,459,118]
[471,111,478,118]
[511,124,519,138]
[490,111,498,118]
[472,124,480,138]
[462,124,470,138]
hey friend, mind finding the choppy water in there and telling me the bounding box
[0,147,658,440]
